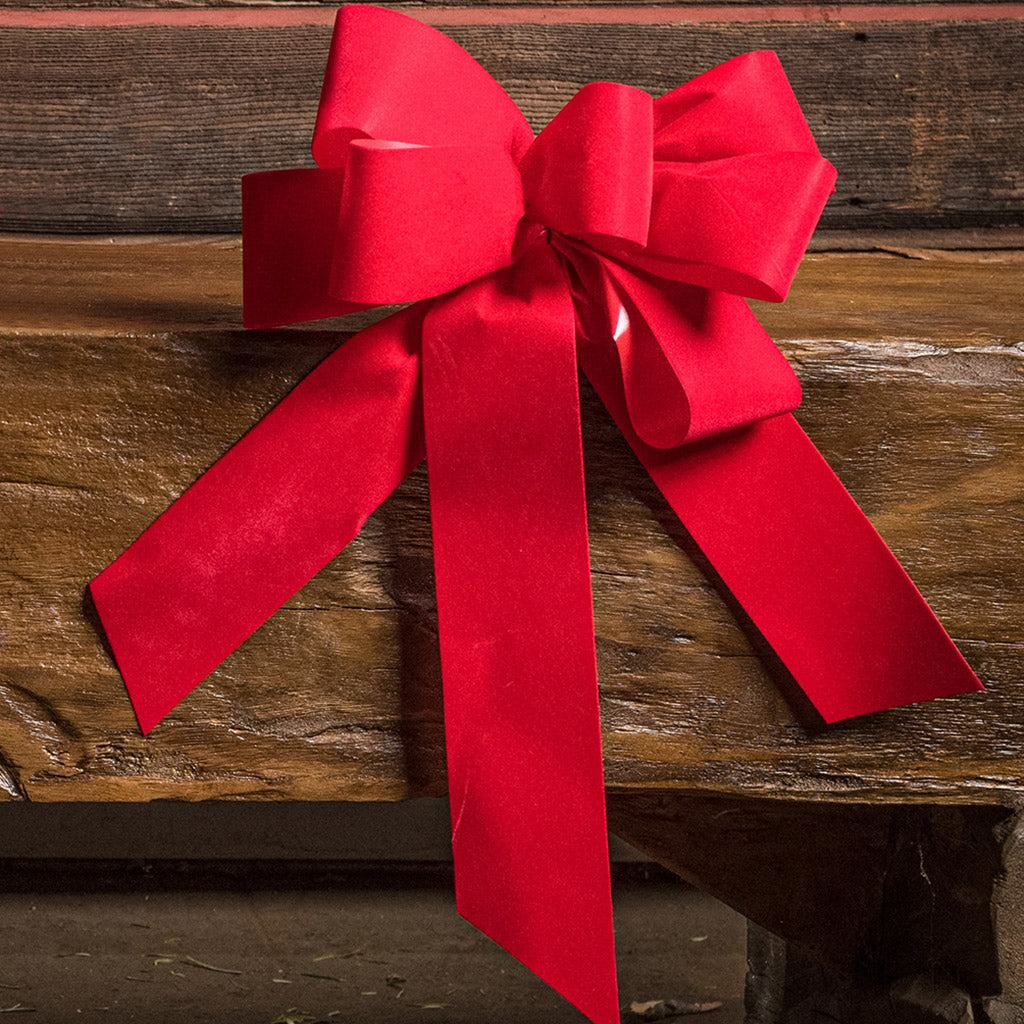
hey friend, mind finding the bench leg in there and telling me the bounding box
[606,794,1024,1024]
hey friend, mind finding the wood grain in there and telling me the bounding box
[2,1,1016,10]
[0,20,1021,232]
[1,236,1020,804]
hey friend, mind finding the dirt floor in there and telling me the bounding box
[0,863,746,1024]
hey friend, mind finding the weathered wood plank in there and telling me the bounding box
[0,20,1021,231]
[1,237,1020,803]
[1,1,1014,9]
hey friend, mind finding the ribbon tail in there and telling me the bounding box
[580,333,983,724]
[421,245,619,1024]
[91,305,427,733]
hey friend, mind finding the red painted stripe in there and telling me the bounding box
[0,4,1022,27]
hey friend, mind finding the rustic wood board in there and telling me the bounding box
[1,236,1020,804]
[1,1,1013,8]
[0,19,1021,232]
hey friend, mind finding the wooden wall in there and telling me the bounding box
[1,2,1022,232]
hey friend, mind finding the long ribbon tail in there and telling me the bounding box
[421,244,619,1024]
[91,306,427,733]
[581,341,983,724]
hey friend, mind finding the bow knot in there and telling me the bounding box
[519,82,654,248]
[324,81,661,311]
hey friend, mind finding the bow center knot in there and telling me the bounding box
[322,82,655,308]
[519,82,654,248]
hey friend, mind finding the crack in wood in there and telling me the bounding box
[0,747,27,801]
[0,678,82,743]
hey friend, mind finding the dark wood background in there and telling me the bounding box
[1,16,1022,232]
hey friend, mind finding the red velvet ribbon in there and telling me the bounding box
[91,8,983,1023]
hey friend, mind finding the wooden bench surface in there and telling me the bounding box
[2,234,1021,805]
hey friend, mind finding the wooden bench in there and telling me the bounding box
[2,4,1022,1021]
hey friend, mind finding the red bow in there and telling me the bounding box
[91,8,982,1023]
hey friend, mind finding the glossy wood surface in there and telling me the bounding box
[2,236,1020,803]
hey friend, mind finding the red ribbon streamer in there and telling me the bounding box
[91,8,983,1023]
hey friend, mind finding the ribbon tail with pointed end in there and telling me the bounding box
[91,305,427,733]
[577,274,982,723]
[642,413,983,722]
[421,243,619,1024]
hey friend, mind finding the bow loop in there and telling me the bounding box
[603,151,837,301]
[519,82,653,247]
[600,258,803,445]
[653,50,823,161]
[565,245,801,450]
[312,5,533,167]
[242,168,366,330]
[330,140,524,305]
[581,48,838,303]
